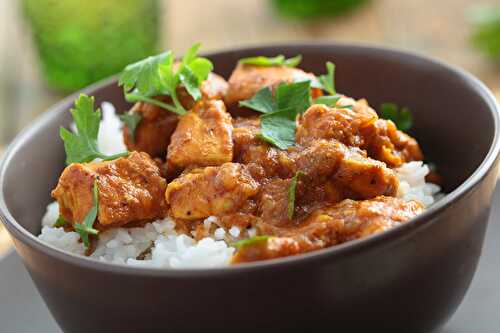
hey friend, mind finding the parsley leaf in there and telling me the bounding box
[120,111,142,143]
[233,236,271,249]
[317,61,336,95]
[315,95,341,107]
[119,43,213,115]
[379,103,413,131]
[60,94,129,164]
[239,54,302,67]
[240,81,312,150]
[53,216,68,228]
[288,171,305,219]
[119,52,171,97]
[74,179,100,248]
[239,87,276,113]
[257,107,297,149]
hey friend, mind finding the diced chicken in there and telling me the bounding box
[165,163,260,220]
[123,97,179,158]
[232,196,423,263]
[167,100,233,171]
[123,73,228,158]
[296,101,424,167]
[225,64,322,111]
[52,152,167,229]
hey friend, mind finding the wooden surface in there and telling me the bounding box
[1,0,500,252]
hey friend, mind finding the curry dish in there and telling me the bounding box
[48,46,438,265]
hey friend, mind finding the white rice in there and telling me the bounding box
[38,102,442,268]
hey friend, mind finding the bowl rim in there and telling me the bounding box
[1,42,499,277]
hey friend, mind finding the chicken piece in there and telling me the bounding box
[123,73,228,158]
[123,97,179,158]
[52,152,167,229]
[167,100,233,171]
[296,101,423,167]
[232,116,295,180]
[165,163,260,220]
[232,196,423,264]
[225,64,322,111]
[294,140,399,199]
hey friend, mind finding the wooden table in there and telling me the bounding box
[1,0,500,252]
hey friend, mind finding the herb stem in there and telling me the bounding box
[170,90,186,114]
[99,151,130,161]
[126,93,186,115]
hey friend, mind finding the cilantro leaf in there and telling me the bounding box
[315,95,341,107]
[317,61,336,95]
[288,171,305,219]
[379,103,413,131]
[53,216,68,228]
[275,80,311,113]
[119,52,172,97]
[74,179,100,248]
[258,107,297,149]
[60,94,129,164]
[120,111,142,143]
[239,54,302,67]
[233,236,271,249]
[240,81,312,150]
[119,43,213,115]
[238,87,276,113]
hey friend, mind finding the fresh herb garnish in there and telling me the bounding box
[60,94,129,164]
[312,61,354,110]
[74,179,100,248]
[239,80,311,149]
[287,171,304,219]
[379,103,413,131]
[53,216,68,228]
[120,111,142,143]
[233,235,271,249]
[317,61,336,95]
[119,43,213,115]
[239,54,302,67]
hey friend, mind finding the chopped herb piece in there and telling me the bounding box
[239,54,302,67]
[379,103,413,131]
[257,107,297,149]
[239,87,276,114]
[60,94,129,164]
[240,80,311,150]
[317,61,336,95]
[120,111,142,143]
[119,43,213,115]
[53,216,68,228]
[315,95,341,107]
[287,171,305,219]
[233,235,271,249]
[74,179,100,248]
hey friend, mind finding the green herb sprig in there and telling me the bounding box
[239,54,302,67]
[53,216,68,228]
[313,61,353,110]
[287,171,304,219]
[60,94,129,165]
[379,103,413,132]
[233,235,271,249]
[74,179,100,248]
[119,43,213,115]
[239,80,311,149]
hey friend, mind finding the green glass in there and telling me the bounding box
[271,0,369,20]
[21,0,160,92]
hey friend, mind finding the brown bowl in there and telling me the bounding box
[1,44,499,333]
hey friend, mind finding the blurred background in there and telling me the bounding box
[0,0,500,253]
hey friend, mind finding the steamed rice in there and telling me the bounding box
[38,102,442,268]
